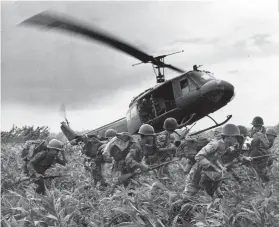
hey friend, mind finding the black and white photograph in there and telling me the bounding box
[1,0,279,226]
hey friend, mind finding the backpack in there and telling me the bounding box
[82,137,104,158]
[21,140,47,162]
[177,136,209,162]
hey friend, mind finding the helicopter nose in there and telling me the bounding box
[201,80,234,103]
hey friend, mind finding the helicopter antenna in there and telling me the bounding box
[133,50,184,83]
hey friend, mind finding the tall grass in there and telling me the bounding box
[1,137,279,227]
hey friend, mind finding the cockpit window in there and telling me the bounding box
[190,72,215,86]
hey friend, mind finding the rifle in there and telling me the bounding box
[15,175,69,185]
[117,160,176,184]
[251,153,279,160]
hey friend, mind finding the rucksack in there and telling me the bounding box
[81,137,104,158]
[177,136,210,161]
[21,140,47,161]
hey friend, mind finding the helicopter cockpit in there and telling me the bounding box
[189,71,215,86]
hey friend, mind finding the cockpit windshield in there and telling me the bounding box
[190,72,215,86]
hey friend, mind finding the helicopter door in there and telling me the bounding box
[151,81,176,117]
[126,103,142,134]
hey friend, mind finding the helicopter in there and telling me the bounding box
[20,11,235,139]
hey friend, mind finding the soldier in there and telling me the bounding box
[183,124,241,197]
[21,140,48,176]
[250,116,266,137]
[266,128,277,148]
[176,136,210,175]
[145,118,177,180]
[83,129,117,188]
[220,125,252,184]
[27,139,67,195]
[102,125,150,190]
[249,117,271,182]
[265,128,278,167]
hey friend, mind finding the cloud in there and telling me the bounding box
[2,0,279,133]
[227,70,239,74]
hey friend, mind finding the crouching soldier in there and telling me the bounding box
[176,136,210,175]
[103,126,150,192]
[220,125,252,184]
[27,139,67,195]
[183,124,241,198]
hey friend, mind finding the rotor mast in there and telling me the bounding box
[132,50,184,83]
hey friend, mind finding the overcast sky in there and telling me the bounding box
[1,0,279,133]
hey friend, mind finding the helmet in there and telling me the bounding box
[47,139,63,151]
[163,118,178,131]
[105,129,117,138]
[266,128,277,137]
[221,124,240,137]
[238,125,248,136]
[251,116,264,126]
[138,124,155,136]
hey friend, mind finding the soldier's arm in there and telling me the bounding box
[102,137,117,162]
[27,151,47,175]
[56,150,67,166]
[195,141,219,169]
[125,144,148,171]
[258,133,270,149]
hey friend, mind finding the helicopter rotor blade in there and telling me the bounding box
[154,61,184,73]
[20,11,184,73]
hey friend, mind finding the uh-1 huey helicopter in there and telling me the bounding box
[20,11,235,140]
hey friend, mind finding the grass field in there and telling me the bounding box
[1,136,279,227]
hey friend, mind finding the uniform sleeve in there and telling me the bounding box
[257,133,270,149]
[55,152,67,166]
[27,151,47,174]
[195,141,219,169]
[125,143,142,169]
[103,137,116,156]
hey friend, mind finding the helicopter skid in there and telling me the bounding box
[189,115,232,136]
